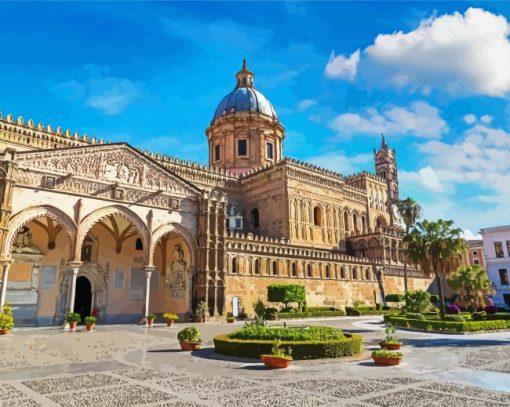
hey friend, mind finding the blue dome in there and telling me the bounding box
[213,87,278,121]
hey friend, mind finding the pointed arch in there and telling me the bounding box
[149,222,197,268]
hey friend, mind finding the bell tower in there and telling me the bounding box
[206,60,285,175]
[374,135,399,224]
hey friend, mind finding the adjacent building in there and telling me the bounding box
[481,225,510,308]
[0,61,433,325]
[463,240,485,268]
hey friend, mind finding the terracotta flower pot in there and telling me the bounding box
[86,323,95,332]
[379,341,401,350]
[227,319,235,324]
[166,320,174,327]
[179,341,201,351]
[268,315,278,321]
[261,355,292,369]
[147,319,155,327]
[0,329,10,335]
[373,356,402,366]
[69,321,78,331]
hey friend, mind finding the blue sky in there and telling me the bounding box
[1,1,509,237]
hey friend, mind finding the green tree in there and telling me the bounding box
[267,285,305,310]
[447,266,494,309]
[405,290,431,313]
[396,197,421,295]
[404,219,466,318]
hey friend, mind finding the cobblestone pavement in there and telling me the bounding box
[0,317,509,406]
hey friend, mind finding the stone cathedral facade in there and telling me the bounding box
[0,61,432,325]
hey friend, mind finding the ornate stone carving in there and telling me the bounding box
[166,244,187,299]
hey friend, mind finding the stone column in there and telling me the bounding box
[0,261,11,307]
[68,264,81,313]
[143,267,154,321]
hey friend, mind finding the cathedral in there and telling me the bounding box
[0,61,432,325]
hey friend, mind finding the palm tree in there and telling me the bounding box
[396,197,421,295]
[404,219,466,318]
[447,266,494,310]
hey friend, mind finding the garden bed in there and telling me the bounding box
[213,325,362,360]
[277,310,346,319]
[346,306,398,317]
[384,315,510,334]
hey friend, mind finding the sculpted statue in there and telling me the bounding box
[166,244,187,298]
[14,226,33,250]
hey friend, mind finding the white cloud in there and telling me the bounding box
[400,166,444,192]
[48,64,142,116]
[327,8,510,97]
[306,151,372,175]
[464,114,477,124]
[329,101,448,139]
[480,114,493,124]
[297,99,318,112]
[463,229,482,240]
[324,50,360,81]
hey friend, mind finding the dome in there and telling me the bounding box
[212,60,278,121]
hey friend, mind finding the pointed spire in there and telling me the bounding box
[235,58,254,88]
[381,133,388,149]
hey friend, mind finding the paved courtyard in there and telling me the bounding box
[0,316,509,406]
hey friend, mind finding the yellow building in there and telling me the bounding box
[0,61,432,325]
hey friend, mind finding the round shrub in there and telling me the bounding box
[446,304,461,315]
[405,312,425,320]
[213,332,362,360]
[229,325,343,341]
[485,304,497,315]
[177,326,201,343]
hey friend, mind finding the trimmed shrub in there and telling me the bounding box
[471,311,486,321]
[405,290,431,313]
[486,312,510,321]
[213,333,363,360]
[177,327,201,343]
[430,295,439,303]
[230,326,343,341]
[385,316,510,333]
[485,304,497,315]
[405,313,425,320]
[267,285,306,308]
[446,304,461,315]
[385,294,405,303]
[277,310,345,319]
[444,315,465,322]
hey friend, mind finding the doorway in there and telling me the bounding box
[73,276,92,322]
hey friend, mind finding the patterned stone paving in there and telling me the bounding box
[0,368,506,407]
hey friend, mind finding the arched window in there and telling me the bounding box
[344,212,349,231]
[353,213,359,233]
[254,258,260,274]
[135,238,143,251]
[313,206,322,226]
[246,259,251,274]
[365,269,370,280]
[251,208,260,229]
[353,267,358,280]
[232,257,238,274]
[361,216,366,232]
[272,260,278,276]
[325,265,331,278]
[291,263,297,276]
[307,264,312,278]
[340,267,345,279]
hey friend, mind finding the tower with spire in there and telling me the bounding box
[206,60,285,174]
[374,134,399,225]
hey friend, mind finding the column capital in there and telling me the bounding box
[143,266,156,273]
[68,261,83,269]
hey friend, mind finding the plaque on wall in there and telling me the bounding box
[114,269,124,289]
[41,266,57,288]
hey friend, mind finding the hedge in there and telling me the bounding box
[384,316,510,333]
[385,294,405,303]
[277,310,345,319]
[346,307,395,316]
[213,333,363,360]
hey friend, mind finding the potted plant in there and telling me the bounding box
[379,323,402,350]
[84,316,96,332]
[226,316,235,323]
[372,349,403,366]
[146,313,156,327]
[261,340,293,369]
[163,312,179,327]
[194,301,207,323]
[267,312,278,321]
[177,326,201,351]
[66,312,81,331]
[0,305,14,335]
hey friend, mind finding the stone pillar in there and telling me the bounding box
[68,264,80,313]
[143,267,154,321]
[0,261,11,307]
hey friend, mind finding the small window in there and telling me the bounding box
[325,265,330,279]
[272,261,278,276]
[135,238,143,251]
[238,139,247,156]
[495,242,504,258]
[365,269,370,280]
[340,267,345,279]
[214,144,221,161]
[235,218,243,230]
[307,264,312,278]
[232,258,238,274]
[313,206,322,226]
[472,250,478,256]
[292,263,297,276]
[254,259,260,274]
[353,267,358,280]
[473,259,480,265]
[499,269,509,285]
[266,142,274,160]
[251,208,260,228]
